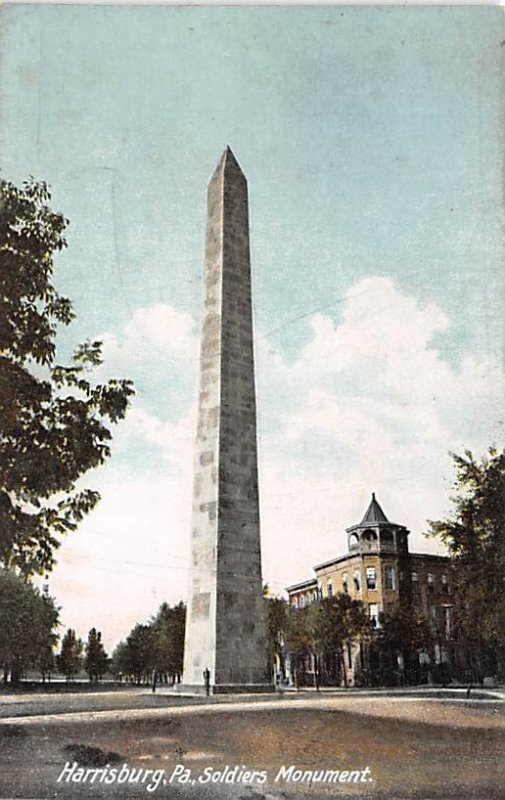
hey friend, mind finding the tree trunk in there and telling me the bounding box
[10,661,21,685]
[340,650,348,688]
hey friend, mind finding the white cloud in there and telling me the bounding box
[101,302,198,365]
[119,405,196,470]
[256,276,503,589]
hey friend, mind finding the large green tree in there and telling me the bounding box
[309,594,370,686]
[58,628,83,681]
[150,601,186,683]
[0,178,134,576]
[84,627,109,682]
[112,603,186,685]
[285,594,370,687]
[112,623,156,684]
[428,447,505,678]
[0,568,59,683]
[375,607,433,685]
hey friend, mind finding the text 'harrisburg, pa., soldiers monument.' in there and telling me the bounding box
[182,148,272,693]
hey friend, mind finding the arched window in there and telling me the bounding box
[349,533,359,548]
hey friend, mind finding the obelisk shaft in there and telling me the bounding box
[182,149,270,691]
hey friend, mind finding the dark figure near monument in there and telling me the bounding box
[181,149,272,694]
[203,668,211,697]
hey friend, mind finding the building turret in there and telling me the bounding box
[346,493,410,556]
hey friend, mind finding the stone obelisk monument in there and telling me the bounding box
[182,148,271,693]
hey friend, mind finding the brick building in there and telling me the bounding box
[286,494,453,685]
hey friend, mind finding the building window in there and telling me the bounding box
[366,567,377,590]
[354,570,361,592]
[444,606,452,637]
[441,574,449,594]
[327,580,333,598]
[342,573,349,594]
[293,597,298,608]
[349,533,359,548]
[430,605,438,632]
[427,573,435,593]
[385,567,396,591]
[411,572,420,605]
[369,603,379,628]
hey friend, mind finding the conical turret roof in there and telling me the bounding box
[360,493,389,524]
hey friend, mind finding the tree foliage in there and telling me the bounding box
[151,602,186,679]
[0,178,134,576]
[378,607,432,656]
[57,628,83,680]
[428,447,505,673]
[285,594,371,686]
[310,594,371,656]
[373,606,434,685]
[111,602,186,684]
[265,594,289,666]
[84,627,109,681]
[0,568,59,683]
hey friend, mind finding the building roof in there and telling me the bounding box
[361,492,389,524]
[285,577,318,592]
[313,552,357,572]
[409,552,451,563]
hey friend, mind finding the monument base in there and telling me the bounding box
[178,683,275,696]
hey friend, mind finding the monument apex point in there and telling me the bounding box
[210,146,245,182]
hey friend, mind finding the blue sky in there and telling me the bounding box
[1,5,503,647]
